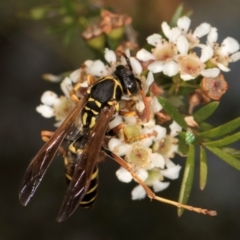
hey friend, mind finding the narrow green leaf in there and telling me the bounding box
[221,147,240,159]
[200,147,207,190]
[170,4,184,26]
[158,97,187,129]
[206,146,240,170]
[203,132,240,147]
[198,117,240,138]
[198,122,214,132]
[193,101,219,123]
[178,145,195,216]
[60,0,76,17]
[178,138,189,156]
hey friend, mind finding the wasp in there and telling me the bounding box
[19,54,216,222]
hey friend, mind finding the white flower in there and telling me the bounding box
[170,121,182,137]
[104,48,117,63]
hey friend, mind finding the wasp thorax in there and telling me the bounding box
[113,65,140,96]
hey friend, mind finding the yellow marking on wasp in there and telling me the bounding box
[84,106,91,111]
[94,100,101,108]
[68,143,77,154]
[91,168,99,180]
[82,112,88,125]
[88,97,95,102]
[65,173,72,181]
[86,184,98,194]
[64,157,68,166]
[81,196,97,205]
[90,108,98,115]
[89,117,96,129]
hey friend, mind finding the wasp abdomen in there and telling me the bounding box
[80,166,98,208]
[64,144,98,209]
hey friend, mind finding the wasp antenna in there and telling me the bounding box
[117,50,133,71]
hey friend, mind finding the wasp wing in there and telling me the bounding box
[19,95,88,206]
[56,105,115,222]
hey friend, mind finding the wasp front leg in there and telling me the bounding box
[70,75,96,104]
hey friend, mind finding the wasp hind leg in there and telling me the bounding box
[103,147,217,217]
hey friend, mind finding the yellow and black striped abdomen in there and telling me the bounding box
[64,145,98,209]
[80,166,98,208]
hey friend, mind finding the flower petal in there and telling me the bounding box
[163,61,179,77]
[180,73,195,81]
[150,153,165,168]
[146,71,154,87]
[136,49,155,61]
[116,167,132,183]
[170,121,182,137]
[221,37,240,55]
[151,96,163,113]
[131,185,146,200]
[216,63,230,72]
[200,45,213,62]
[152,181,170,192]
[207,27,218,46]
[148,61,164,73]
[161,165,181,180]
[36,105,54,118]
[177,35,189,54]
[230,51,240,62]
[40,91,59,106]
[70,69,81,83]
[193,23,211,38]
[161,22,171,39]
[152,124,166,140]
[136,169,148,181]
[61,77,73,97]
[104,48,116,63]
[88,60,108,76]
[130,57,142,75]
[146,33,162,46]
[177,16,191,33]
[201,68,220,77]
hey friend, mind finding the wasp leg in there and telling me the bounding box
[41,130,66,155]
[111,116,157,143]
[70,74,96,104]
[103,147,217,217]
[139,88,151,122]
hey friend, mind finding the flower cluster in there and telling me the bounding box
[136,16,240,81]
[36,15,240,202]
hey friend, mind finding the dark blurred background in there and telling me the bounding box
[1,0,240,239]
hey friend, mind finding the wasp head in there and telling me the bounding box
[113,65,141,96]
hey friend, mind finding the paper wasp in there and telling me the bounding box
[19,53,216,222]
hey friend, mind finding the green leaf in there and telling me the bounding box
[178,145,195,216]
[60,0,76,17]
[63,26,76,45]
[206,146,240,170]
[221,147,240,159]
[178,138,189,156]
[170,4,184,26]
[193,101,219,123]
[199,146,207,190]
[198,122,214,132]
[198,117,240,138]
[203,132,240,147]
[158,97,187,129]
